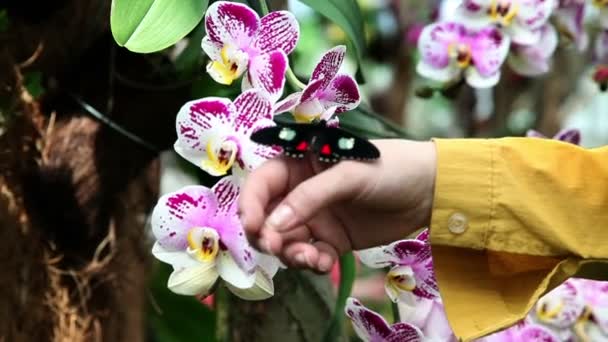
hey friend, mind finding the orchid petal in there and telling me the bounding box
[226,266,275,300]
[167,263,219,296]
[595,30,608,64]
[385,239,430,265]
[216,249,256,289]
[310,45,347,88]
[508,24,557,77]
[553,1,588,51]
[201,36,222,62]
[526,129,546,138]
[300,78,326,104]
[319,74,361,114]
[255,11,300,55]
[416,229,429,242]
[233,89,274,136]
[247,51,288,102]
[471,27,510,77]
[205,1,259,47]
[151,186,217,251]
[357,246,393,268]
[174,98,236,172]
[345,298,393,341]
[534,280,585,328]
[554,128,581,145]
[240,135,281,172]
[398,298,435,328]
[275,92,302,114]
[464,68,501,88]
[386,323,424,342]
[506,23,541,45]
[418,22,466,70]
[257,253,281,278]
[212,176,240,213]
[152,242,199,269]
[416,61,462,84]
[423,300,455,341]
[518,324,561,342]
[517,0,556,31]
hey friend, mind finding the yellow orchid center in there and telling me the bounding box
[208,45,241,85]
[387,267,417,292]
[203,139,238,176]
[489,0,519,26]
[293,111,319,123]
[536,299,565,322]
[594,0,608,8]
[574,306,593,342]
[187,228,219,263]
[448,43,472,69]
[293,100,323,123]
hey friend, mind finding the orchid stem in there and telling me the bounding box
[286,66,307,90]
[391,300,401,324]
[322,252,356,342]
[258,0,270,15]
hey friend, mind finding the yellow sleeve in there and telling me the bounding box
[429,137,608,341]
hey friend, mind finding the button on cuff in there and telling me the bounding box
[448,212,468,235]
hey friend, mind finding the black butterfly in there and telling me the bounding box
[250,120,380,163]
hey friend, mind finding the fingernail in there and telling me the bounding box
[318,255,333,273]
[266,205,294,231]
[294,253,307,265]
[259,239,273,255]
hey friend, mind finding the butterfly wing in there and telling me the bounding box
[250,123,315,159]
[313,126,380,162]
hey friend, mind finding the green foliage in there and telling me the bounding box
[110,0,208,53]
[23,72,45,99]
[174,21,207,80]
[340,106,413,139]
[0,9,8,32]
[147,262,217,342]
[323,252,356,342]
[297,0,366,79]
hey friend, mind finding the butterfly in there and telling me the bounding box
[250,120,380,163]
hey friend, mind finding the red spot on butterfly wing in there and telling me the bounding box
[296,141,308,151]
[320,144,332,155]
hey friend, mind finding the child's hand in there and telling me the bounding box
[239,139,436,273]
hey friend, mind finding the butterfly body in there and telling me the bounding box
[251,120,380,163]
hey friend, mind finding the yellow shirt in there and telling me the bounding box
[430,138,608,341]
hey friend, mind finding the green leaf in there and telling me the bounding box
[23,72,45,99]
[297,0,366,78]
[110,0,208,53]
[323,252,356,342]
[339,106,413,139]
[0,9,9,32]
[174,21,207,79]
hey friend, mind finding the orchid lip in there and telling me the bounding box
[536,300,565,321]
[387,266,417,292]
[187,227,220,263]
[489,0,519,26]
[208,45,244,85]
[203,139,238,176]
[448,43,472,69]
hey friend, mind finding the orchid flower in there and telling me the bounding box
[569,278,608,340]
[553,0,588,51]
[455,0,556,45]
[592,0,608,29]
[508,24,558,76]
[345,298,424,342]
[417,22,510,88]
[274,46,361,124]
[357,230,439,305]
[531,280,585,336]
[398,298,456,342]
[174,89,279,177]
[151,176,279,300]
[526,128,581,145]
[480,320,562,342]
[202,1,299,101]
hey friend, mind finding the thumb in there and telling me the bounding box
[262,162,361,234]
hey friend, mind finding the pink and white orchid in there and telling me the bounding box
[274,45,361,123]
[345,298,424,342]
[480,320,562,342]
[531,280,585,337]
[357,230,439,305]
[569,278,608,340]
[174,89,279,177]
[417,22,510,88]
[553,0,588,51]
[526,127,581,145]
[151,176,279,300]
[398,298,456,342]
[508,24,558,76]
[455,0,556,45]
[202,1,299,101]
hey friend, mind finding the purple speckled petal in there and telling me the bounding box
[212,176,240,214]
[418,22,466,69]
[345,298,392,341]
[553,0,588,51]
[518,324,561,342]
[310,46,347,88]
[233,89,274,136]
[553,128,581,145]
[300,78,326,104]
[595,30,608,64]
[255,11,300,55]
[247,51,288,102]
[201,36,222,62]
[508,24,557,77]
[518,0,555,31]
[386,239,431,266]
[460,0,489,13]
[412,262,440,300]
[241,139,281,172]
[274,92,302,114]
[470,27,510,77]
[174,98,236,168]
[416,229,429,243]
[205,1,260,47]
[535,280,585,328]
[151,186,218,251]
[318,74,361,114]
[386,323,424,342]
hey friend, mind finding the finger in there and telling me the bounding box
[255,225,311,255]
[263,162,361,233]
[239,158,290,237]
[282,242,319,269]
[312,240,339,273]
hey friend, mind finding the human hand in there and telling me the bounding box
[238,139,437,273]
